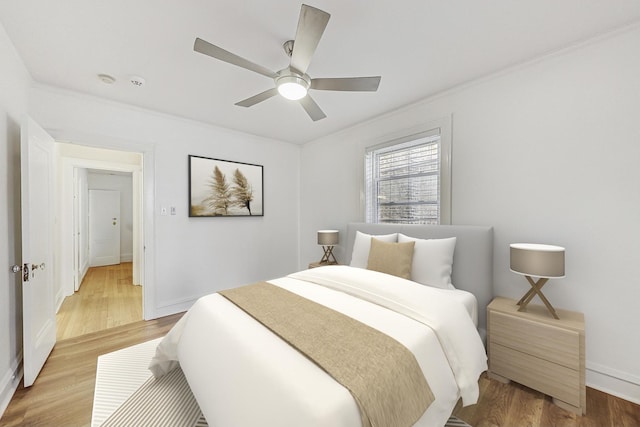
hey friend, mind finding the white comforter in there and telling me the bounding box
[150,266,487,427]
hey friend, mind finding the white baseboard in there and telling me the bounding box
[0,354,22,420]
[120,253,133,263]
[80,262,89,285]
[146,296,198,320]
[55,287,65,313]
[587,362,640,405]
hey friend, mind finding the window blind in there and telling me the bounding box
[365,131,441,224]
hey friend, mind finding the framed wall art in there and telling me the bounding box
[189,155,264,217]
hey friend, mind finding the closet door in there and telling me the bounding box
[89,189,121,266]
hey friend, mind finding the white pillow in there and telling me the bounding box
[349,231,397,268]
[398,234,457,289]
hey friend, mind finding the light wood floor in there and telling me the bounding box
[453,374,640,427]
[56,262,142,340]
[0,313,183,427]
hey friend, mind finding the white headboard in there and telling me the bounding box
[345,223,494,340]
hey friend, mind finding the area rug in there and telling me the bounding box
[92,339,471,427]
[91,338,162,427]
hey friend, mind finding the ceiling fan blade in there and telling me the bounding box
[311,76,381,92]
[289,5,330,75]
[194,38,277,79]
[235,88,279,107]
[299,95,327,121]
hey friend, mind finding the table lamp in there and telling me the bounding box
[510,243,565,319]
[317,230,339,265]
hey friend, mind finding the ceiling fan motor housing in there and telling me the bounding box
[275,69,310,100]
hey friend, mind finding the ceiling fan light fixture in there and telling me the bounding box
[276,74,309,100]
[194,5,380,121]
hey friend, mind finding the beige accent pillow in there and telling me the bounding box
[366,238,415,279]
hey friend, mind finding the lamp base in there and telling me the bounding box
[319,245,337,265]
[516,275,560,319]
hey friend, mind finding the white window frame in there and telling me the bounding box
[363,117,451,224]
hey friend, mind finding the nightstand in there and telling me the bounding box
[487,297,586,415]
[308,262,339,269]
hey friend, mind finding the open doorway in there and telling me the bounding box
[55,143,145,340]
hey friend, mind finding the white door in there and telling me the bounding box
[72,168,89,291]
[21,117,56,387]
[89,190,121,266]
[73,167,80,290]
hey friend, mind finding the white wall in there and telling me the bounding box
[87,171,134,262]
[29,85,301,318]
[300,26,640,402]
[0,23,30,415]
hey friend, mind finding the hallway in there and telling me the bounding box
[56,262,142,340]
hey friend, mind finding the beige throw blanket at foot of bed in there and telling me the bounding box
[220,282,434,427]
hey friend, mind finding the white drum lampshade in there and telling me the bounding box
[510,243,565,319]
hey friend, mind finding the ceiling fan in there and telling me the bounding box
[193,4,381,121]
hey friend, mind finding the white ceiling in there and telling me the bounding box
[2,1,639,144]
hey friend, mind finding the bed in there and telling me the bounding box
[344,223,494,341]
[149,223,493,427]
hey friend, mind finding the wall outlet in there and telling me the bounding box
[160,207,168,216]
[170,206,176,215]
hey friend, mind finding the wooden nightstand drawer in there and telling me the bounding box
[490,311,580,369]
[487,297,585,415]
[491,343,581,406]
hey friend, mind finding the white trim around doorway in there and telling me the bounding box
[50,131,156,321]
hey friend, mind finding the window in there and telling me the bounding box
[365,122,451,224]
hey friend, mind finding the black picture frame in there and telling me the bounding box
[188,155,264,217]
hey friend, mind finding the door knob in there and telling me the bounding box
[13,263,30,281]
